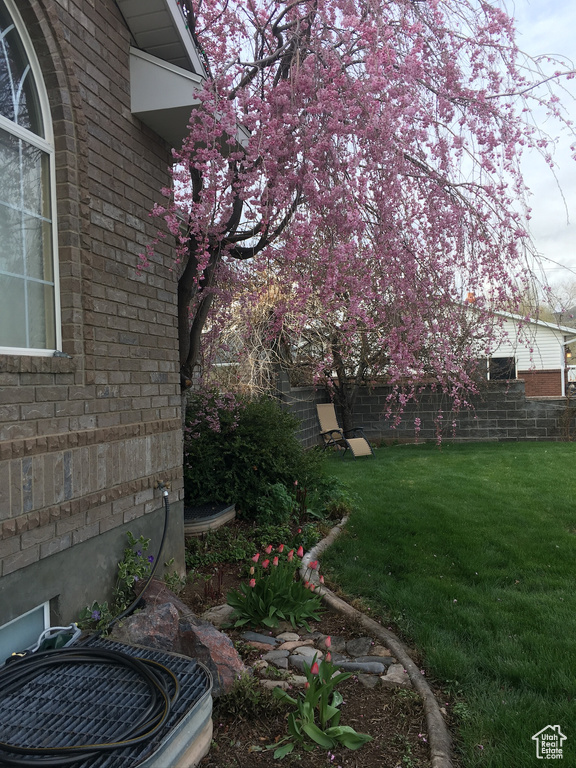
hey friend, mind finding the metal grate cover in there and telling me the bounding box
[0,638,212,767]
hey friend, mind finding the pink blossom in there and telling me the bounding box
[326,652,332,662]
[319,575,325,584]
[309,560,318,570]
[325,636,332,648]
[296,546,304,558]
[264,545,273,555]
[251,553,260,563]
[249,579,256,588]
[262,559,270,569]
[310,661,320,675]
[272,556,279,567]
[287,549,294,562]
[277,544,284,553]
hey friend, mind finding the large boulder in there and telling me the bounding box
[110,579,246,696]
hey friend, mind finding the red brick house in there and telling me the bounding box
[0,0,201,655]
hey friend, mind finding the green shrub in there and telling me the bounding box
[184,392,325,520]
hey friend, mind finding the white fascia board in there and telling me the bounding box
[164,0,207,76]
[130,47,203,147]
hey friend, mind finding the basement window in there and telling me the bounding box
[0,602,49,665]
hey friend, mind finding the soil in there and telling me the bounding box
[178,544,457,768]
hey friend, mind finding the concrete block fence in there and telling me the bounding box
[277,378,576,447]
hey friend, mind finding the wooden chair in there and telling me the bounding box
[316,403,374,458]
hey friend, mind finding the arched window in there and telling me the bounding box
[0,0,59,353]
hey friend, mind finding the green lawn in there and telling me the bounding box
[322,441,576,768]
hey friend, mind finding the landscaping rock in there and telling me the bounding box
[260,679,290,691]
[380,663,413,689]
[114,579,247,697]
[263,650,290,662]
[277,639,314,651]
[201,604,235,628]
[241,631,277,646]
[354,655,396,668]
[346,637,374,657]
[276,632,300,642]
[337,660,386,675]
[293,645,323,660]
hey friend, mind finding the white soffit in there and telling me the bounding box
[116,0,206,76]
[130,48,202,147]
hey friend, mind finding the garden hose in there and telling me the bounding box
[0,645,179,767]
[0,487,176,767]
[103,486,171,634]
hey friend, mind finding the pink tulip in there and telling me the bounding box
[319,575,325,584]
[287,549,294,561]
[325,636,331,648]
[262,559,270,569]
[304,581,309,588]
[250,566,255,575]
[249,579,256,588]
[310,661,319,675]
[309,560,318,570]
[297,546,304,558]
[252,553,260,563]
[265,544,273,554]
[310,583,315,591]
[272,556,279,567]
[326,652,332,662]
[278,544,284,553]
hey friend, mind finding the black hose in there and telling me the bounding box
[0,489,177,767]
[0,645,179,766]
[102,489,171,635]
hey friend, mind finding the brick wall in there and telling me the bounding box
[280,379,575,446]
[517,370,562,397]
[0,0,184,626]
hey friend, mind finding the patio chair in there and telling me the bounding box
[316,403,374,459]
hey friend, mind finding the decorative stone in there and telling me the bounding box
[276,632,300,642]
[380,664,413,689]
[111,580,247,698]
[286,674,308,688]
[277,639,314,651]
[260,680,290,691]
[288,655,307,672]
[246,641,280,652]
[346,637,374,657]
[252,659,269,672]
[293,646,323,660]
[269,657,289,670]
[370,644,393,657]
[201,604,235,628]
[263,650,290,662]
[329,652,349,664]
[336,660,386,675]
[323,635,348,654]
[353,655,396,668]
[241,631,277,646]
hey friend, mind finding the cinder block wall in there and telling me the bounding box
[280,379,574,446]
[0,0,184,627]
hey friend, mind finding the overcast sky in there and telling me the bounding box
[509,0,576,289]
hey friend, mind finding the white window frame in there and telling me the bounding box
[0,601,50,664]
[0,0,61,356]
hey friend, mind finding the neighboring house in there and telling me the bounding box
[0,0,203,657]
[486,312,575,396]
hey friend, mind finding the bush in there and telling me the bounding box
[184,392,325,520]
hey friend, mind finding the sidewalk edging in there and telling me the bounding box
[300,517,453,768]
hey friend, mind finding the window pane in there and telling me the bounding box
[0,201,24,275]
[27,279,55,349]
[0,272,26,346]
[25,214,52,281]
[0,2,43,135]
[0,128,21,209]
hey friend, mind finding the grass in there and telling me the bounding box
[322,441,576,768]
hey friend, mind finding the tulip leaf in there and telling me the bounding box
[302,722,335,747]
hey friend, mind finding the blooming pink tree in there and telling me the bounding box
[147,0,575,403]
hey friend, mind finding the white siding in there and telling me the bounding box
[489,316,566,371]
